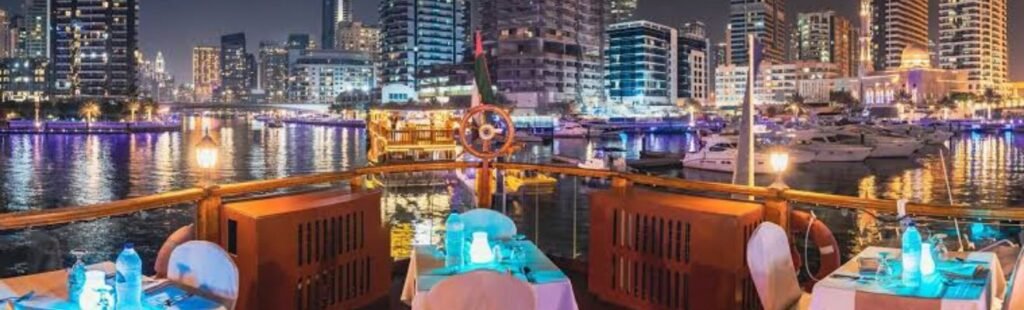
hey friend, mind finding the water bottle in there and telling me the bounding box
[901,221,923,288]
[445,211,465,268]
[115,243,144,309]
[68,250,87,303]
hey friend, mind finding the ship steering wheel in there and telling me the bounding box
[459,105,516,160]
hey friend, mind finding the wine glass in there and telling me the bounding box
[876,252,892,284]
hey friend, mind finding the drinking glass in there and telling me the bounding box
[876,252,893,285]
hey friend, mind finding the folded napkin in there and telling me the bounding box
[858,257,881,274]
[939,264,989,280]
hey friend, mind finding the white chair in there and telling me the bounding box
[1003,248,1024,310]
[747,222,810,310]
[421,270,536,310]
[461,209,517,240]
[167,241,239,310]
[155,224,194,278]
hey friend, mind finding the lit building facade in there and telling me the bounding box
[50,0,139,99]
[322,0,352,50]
[219,33,251,102]
[868,0,929,71]
[728,0,787,65]
[138,51,174,102]
[793,11,858,77]
[678,21,710,103]
[258,41,289,103]
[379,0,467,89]
[714,61,839,108]
[609,0,638,23]
[861,47,968,106]
[335,21,379,54]
[0,9,11,58]
[22,0,47,59]
[606,20,678,113]
[0,57,48,102]
[289,50,374,104]
[480,0,606,111]
[192,46,220,103]
[938,0,1009,95]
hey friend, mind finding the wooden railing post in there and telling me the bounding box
[477,161,493,208]
[764,188,790,231]
[349,176,364,192]
[196,186,223,242]
[611,176,631,195]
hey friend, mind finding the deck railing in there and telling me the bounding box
[2,161,1024,233]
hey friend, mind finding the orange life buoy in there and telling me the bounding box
[790,210,841,290]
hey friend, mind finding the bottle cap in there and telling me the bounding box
[124,242,134,249]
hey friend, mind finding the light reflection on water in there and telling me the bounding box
[2,119,1024,277]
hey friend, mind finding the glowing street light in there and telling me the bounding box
[769,151,789,189]
[195,133,218,186]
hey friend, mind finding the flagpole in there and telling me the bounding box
[733,34,756,188]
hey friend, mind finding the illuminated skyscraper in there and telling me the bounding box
[289,50,374,104]
[219,33,250,102]
[793,11,858,77]
[322,0,352,50]
[0,9,11,58]
[609,0,638,23]
[259,41,289,103]
[606,20,677,111]
[679,21,710,103]
[868,0,929,71]
[22,0,47,59]
[379,0,468,88]
[728,0,787,65]
[939,0,1009,94]
[335,21,379,54]
[51,0,138,98]
[192,46,220,103]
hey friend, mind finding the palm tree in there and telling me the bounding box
[677,98,702,125]
[125,101,141,122]
[79,102,101,123]
[141,99,158,121]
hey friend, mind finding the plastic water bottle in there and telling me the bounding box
[115,243,144,309]
[67,250,87,303]
[445,211,465,268]
[901,221,923,288]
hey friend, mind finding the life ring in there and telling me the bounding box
[790,210,841,290]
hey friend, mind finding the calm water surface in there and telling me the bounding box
[2,117,1023,277]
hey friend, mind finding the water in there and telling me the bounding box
[2,117,1024,277]
[115,243,143,308]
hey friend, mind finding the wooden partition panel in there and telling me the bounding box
[589,189,765,310]
[222,189,390,310]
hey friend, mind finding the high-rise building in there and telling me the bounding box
[480,0,606,110]
[679,21,710,103]
[939,0,1009,94]
[728,0,787,65]
[606,20,677,112]
[335,22,379,53]
[609,0,638,23]
[259,41,289,103]
[322,0,352,50]
[0,9,11,58]
[6,15,20,58]
[192,46,220,103]
[715,42,730,67]
[219,33,251,102]
[715,61,840,107]
[286,33,313,64]
[138,51,174,102]
[793,11,858,77]
[868,0,929,71]
[0,57,48,102]
[289,50,374,104]
[51,0,139,98]
[22,0,47,59]
[379,0,467,89]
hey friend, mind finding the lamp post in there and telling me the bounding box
[769,151,789,190]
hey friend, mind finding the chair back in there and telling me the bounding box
[168,241,239,309]
[461,209,517,240]
[746,222,803,310]
[155,224,194,278]
[1005,248,1024,310]
[423,271,535,310]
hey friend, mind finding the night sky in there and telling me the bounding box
[0,0,1020,84]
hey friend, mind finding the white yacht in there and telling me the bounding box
[823,126,922,158]
[553,122,588,138]
[789,131,873,162]
[883,124,954,145]
[578,158,609,170]
[681,135,812,174]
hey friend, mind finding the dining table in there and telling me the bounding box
[0,262,227,310]
[810,246,1007,310]
[400,240,579,310]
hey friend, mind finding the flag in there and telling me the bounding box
[473,31,498,105]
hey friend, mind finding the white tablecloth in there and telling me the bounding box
[401,243,579,310]
[810,247,1006,310]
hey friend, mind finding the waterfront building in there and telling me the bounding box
[379,0,467,89]
[480,0,605,112]
[679,21,710,104]
[322,0,352,50]
[335,21,379,53]
[609,0,637,23]
[50,0,138,99]
[289,50,374,104]
[258,41,289,103]
[6,15,20,58]
[1013,82,1024,99]
[219,33,252,102]
[793,11,858,77]
[714,61,839,108]
[867,0,929,71]
[0,57,47,102]
[605,20,677,115]
[138,51,174,102]
[21,0,47,59]
[861,46,968,106]
[939,0,1009,95]
[286,33,312,65]
[0,9,11,58]
[416,63,474,105]
[714,42,730,67]
[728,0,787,65]
[192,46,220,103]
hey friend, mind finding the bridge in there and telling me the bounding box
[163,102,331,113]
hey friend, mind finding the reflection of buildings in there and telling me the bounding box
[367,108,460,164]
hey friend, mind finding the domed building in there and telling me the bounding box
[898,45,932,70]
[861,46,968,108]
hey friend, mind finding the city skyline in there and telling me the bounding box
[0,0,1020,86]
